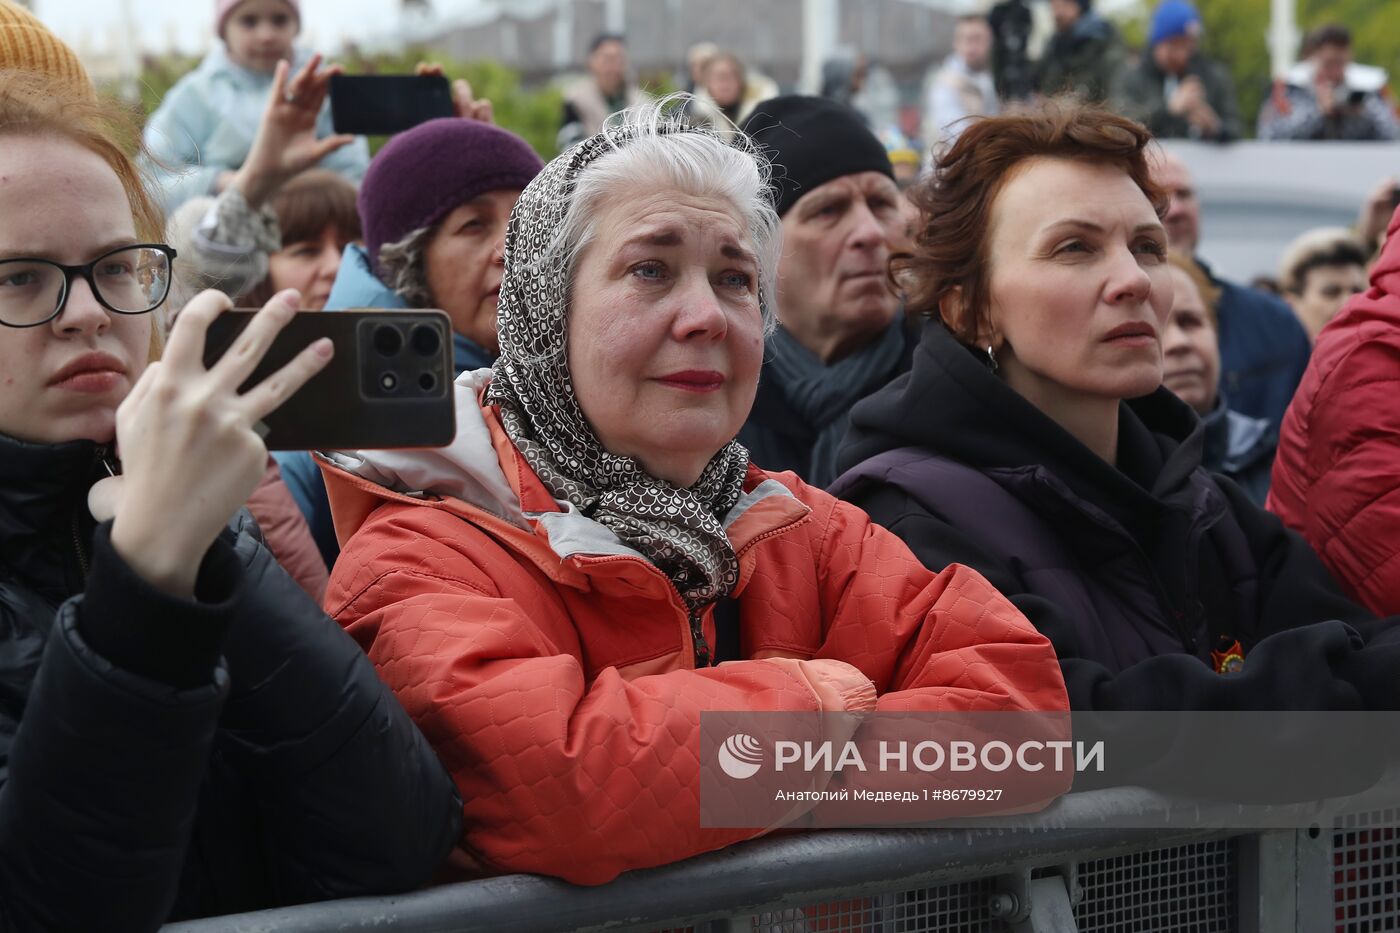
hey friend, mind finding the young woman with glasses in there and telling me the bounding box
[0,71,459,929]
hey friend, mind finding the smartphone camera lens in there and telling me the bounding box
[379,372,399,393]
[419,372,438,393]
[410,324,441,357]
[373,324,403,357]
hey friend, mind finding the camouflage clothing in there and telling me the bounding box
[1113,52,1241,142]
[1037,13,1124,102]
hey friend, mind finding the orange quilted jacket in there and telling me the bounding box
[321,374,1069,884]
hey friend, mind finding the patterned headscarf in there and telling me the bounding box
[486,123,752,610]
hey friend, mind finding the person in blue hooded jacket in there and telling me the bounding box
[141,0,370,213]
[278,116,545,563]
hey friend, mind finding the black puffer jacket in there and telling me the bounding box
[0,431,461,932]
[832,321,1400,800]
[833,320,1400,714]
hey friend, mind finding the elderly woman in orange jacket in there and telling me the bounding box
[320,102,1069,885]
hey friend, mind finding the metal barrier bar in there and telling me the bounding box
[166,789,1240,933]
[1237,830,1298,933]
[166,786,1400,932]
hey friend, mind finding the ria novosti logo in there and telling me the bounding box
[718,733,765,779]
[715,733,1104,780]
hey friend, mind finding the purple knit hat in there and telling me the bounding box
[359,118,545,278]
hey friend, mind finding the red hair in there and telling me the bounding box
[0,69,166,359]
[897,100,1166,342]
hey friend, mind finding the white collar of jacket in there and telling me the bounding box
[1284,60,1388,93]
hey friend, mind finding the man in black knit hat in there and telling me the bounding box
[739,96,912,488]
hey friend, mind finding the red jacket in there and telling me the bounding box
[321,374,1068,884]
[1269,206,1400,615]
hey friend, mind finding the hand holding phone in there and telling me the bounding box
[330,74,456,136]
[102,289,333,597]
[415,63,495,123]
[201,307,457,451]
[236,55,356,209]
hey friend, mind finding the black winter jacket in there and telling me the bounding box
[737,321,913,487]
[0,432,461,932]
[833,320,1400,715]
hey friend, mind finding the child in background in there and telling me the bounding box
[142,0,369,211]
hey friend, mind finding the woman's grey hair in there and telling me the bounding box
[377,224,437,309]
[542,94,783,334]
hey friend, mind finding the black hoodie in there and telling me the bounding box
[833,320,1400,714]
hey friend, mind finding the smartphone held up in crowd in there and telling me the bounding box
[203,309,458,450]
[329,74,456,136]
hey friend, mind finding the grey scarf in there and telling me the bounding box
[486,124,752,610]
[766,316,907,487]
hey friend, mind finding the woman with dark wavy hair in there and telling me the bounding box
[832,100,1400,715]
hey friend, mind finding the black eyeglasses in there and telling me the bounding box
[0,244,177,328]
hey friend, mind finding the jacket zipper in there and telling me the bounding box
[688,605,712,668]
[71,506,89,579]
[70,446,116,581]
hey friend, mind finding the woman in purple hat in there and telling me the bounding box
[332,116,546,373]
[278,116,546,564]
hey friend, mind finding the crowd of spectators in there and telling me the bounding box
[3,0,1400,928]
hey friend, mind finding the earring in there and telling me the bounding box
[985,344,998,373]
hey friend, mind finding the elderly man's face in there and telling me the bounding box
[1149,151,1201,256]
[568,189,765,488]
[774,172,904,363]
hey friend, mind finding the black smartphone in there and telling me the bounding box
[1390,184,1400,212]
[329,74,455,136]
[202,310,456,451]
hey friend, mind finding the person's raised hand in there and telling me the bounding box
[1358,175,1399,250]
[415,62,494,123]
[233,55,357,209]
[95,289,333,598]
[1170,78,1220,136]
[1167,77,1201,116]
[1188,99,1221,137]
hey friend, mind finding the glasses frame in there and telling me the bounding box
[0,243,178,329]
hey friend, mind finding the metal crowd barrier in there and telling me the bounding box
[166,788,1398,933]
